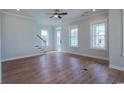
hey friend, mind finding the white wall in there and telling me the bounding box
[59,12,109,60]
[1,13,54,61]
[0,12,2,83]
[122,10,124,56]
[109,10,124,71]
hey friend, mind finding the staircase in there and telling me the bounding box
[35,34,47,54]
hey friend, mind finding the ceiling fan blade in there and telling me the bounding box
[49,16,54,18]
[58,16,62,19]
[59,12,68,15]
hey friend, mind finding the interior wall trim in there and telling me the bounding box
[0,10,35,20]
[1,51,56,62]
[65,10,108,24]
[62,51,109,61]
[1,53,43,62]
[109,64,124,71]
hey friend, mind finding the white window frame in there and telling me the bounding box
[90,19,107,50]
[41,30,49,46]
[69,25,79,47]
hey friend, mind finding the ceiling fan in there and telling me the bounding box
[47,9,68,19]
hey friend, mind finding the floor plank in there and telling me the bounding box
[2,52,124,84]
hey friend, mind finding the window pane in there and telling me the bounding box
[41,30,49,46]
[42,31,47,36]
[91,21,106,49]
[96,24,99,35]
[70,27,78,47]
[99,23,105,31]
[99,23,105,35]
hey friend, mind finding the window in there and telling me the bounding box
[91,20,106,49]
[69,26,78,47]
[41,30,49,46]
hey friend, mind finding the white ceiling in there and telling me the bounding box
[2,9,107,26]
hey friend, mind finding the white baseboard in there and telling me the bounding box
[1,51,109,62]
[62,51,109,61]
[1,51,57,62]
[109,64,124,71]
[1,53,44,62]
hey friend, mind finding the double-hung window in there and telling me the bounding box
[41,30,49,46]
[91,20,107,50]
[69,26,78,47]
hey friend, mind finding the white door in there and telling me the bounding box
[56,31,61,51]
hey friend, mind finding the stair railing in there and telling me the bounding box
[35,34,47,54]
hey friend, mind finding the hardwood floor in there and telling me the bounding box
[2,52,124,84]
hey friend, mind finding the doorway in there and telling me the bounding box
[56,30,61,51]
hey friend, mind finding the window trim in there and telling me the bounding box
[41,29,49,46]
[90,19,107,50]
[69,25,79,48]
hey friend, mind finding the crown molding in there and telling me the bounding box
[0,10,108,27]
[0,10,36,20]
[63,10,108,25]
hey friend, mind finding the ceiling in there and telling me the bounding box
[2,9,107,26]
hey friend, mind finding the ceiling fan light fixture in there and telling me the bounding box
[54,14,58,18]
[48,9,67,19]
